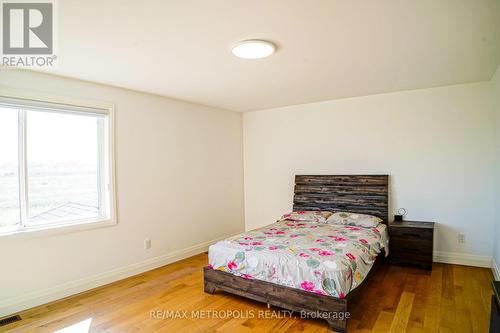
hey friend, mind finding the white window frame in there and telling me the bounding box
[0,88,117,238]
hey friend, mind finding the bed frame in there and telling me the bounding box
[203,175,389,332]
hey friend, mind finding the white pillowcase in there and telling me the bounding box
[279,211,333,223]
[326,212,382,227]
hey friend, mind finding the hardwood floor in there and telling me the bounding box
[0,253,493,333]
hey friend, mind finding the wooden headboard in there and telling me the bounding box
[293,175,389,224]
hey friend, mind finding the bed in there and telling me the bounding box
[203,175,389,332]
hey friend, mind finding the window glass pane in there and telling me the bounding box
[26,111,101,225]
[0,107,20,228]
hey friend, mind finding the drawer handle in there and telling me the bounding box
[400,233,420,238]
[401,247,420,252]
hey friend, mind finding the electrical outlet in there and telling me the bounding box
[458,233,465,244]
[144,238,151,250]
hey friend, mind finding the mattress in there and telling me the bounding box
[208,220,388,298]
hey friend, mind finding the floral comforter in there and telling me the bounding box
[208,221,388,298]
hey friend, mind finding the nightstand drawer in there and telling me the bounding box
[390,238,432,255]
[390,227,433,240]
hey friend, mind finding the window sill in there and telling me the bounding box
[0,218,117,240]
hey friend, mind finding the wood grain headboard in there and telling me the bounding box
[293,175,389,224]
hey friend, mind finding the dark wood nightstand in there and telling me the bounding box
[389,220,435,270]
[490,282,500,333]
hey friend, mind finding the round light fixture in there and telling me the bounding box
[231,40,276,59]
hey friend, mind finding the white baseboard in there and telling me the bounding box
[433,251,492,268]
[0,233,239,317]
[492,258,500,281]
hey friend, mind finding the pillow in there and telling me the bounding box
[326,212,382,227]
[279,211,333,223]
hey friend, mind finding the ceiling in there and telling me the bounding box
[39,0,500,111]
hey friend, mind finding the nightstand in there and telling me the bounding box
[490,282,500,333]
[389,220,435,270]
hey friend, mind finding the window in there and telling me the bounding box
[0,95,115,235]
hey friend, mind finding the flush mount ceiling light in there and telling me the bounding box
[231,40,276,59]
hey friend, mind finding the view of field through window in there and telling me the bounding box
[0,107,20,227]
[0,106,102,229]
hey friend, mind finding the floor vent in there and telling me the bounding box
[0,315,21,327]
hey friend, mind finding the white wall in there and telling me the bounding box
[244,82,495,264]
[0,69,244,315]
[493,66,500,277]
